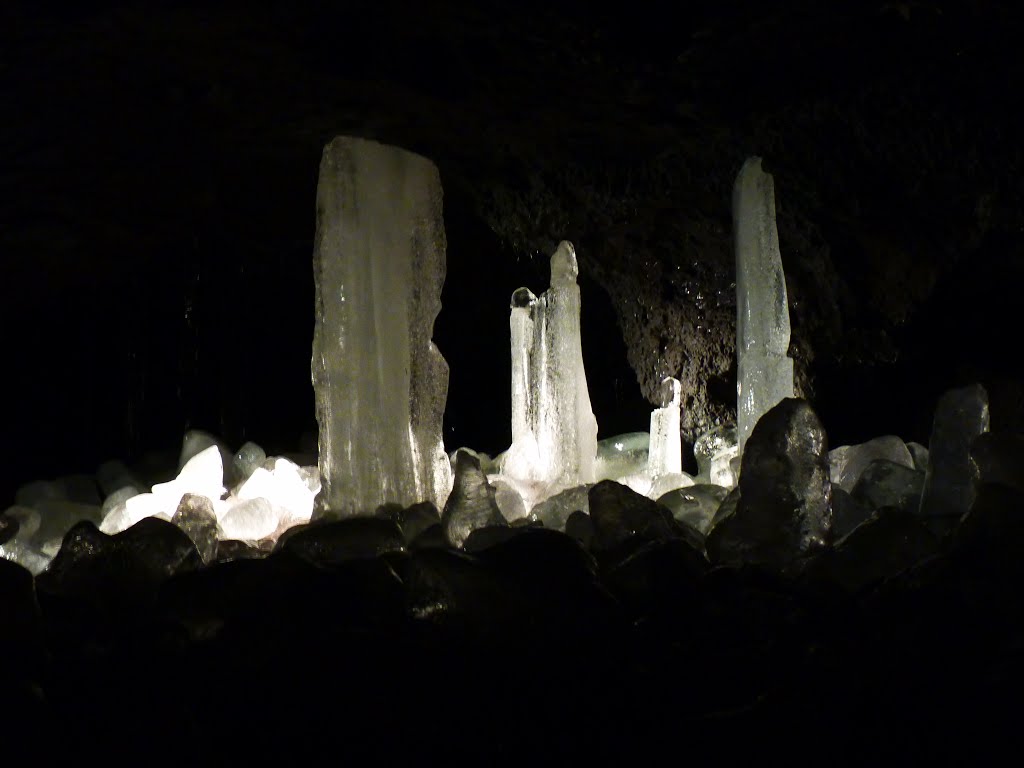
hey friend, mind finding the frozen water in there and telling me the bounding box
[907,441,930,473]
[647,471,696,500]
[829,435,914,493]
[489,477,528,523]
[56,474,101,505]
[648,377,682,478]
[152,445,225,508]
[733,157,795,455]
[233,441,266,484]
[3,506,40,542]
[178,430,235,484]
[500,242,598,492]
[311,136,452,517]
[219,497,277,542]
[657,484,729,534]
[171,493,220,563]
[236,456,315,523]
[594,432,650,482]
[851,459,924,513]
[101,486,141,516]
[531,484,592,531]
[920,383,990,522]
[694,425,739,487]
[15,480,64,508]
[101,492,173,534]
[442,450,506,548]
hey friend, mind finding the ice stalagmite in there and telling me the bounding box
[311,136,453,517]
[733,157,795,455]
[648,377,682,477]
[501,242,598,496]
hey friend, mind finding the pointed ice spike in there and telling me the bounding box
[312,136,453,517]
[733,157,795,455]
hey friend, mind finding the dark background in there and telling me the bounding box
[2,1,1022,507]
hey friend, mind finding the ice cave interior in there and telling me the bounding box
[2,2,1023,762]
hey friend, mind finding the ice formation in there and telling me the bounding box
[829,435,914,493]
[733,157,795,456]
[499,242,598,504]
[919,384,990,525]
[694,426,739,487]
[648,377,683,478]
[311,136,453,517]
[0,426,330,574]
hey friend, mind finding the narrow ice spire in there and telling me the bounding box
[733,157,795,455]
[648,377,683,477]
[311,136,453,517]
[501,241,598,492]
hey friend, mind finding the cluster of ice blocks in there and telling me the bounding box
[2,141,1002,573]
[2,431,321,573]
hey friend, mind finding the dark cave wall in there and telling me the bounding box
[2,1,1023,505]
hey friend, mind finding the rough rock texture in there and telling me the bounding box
[441,450,507,548]
[707,398,831,567]
[6,465,1024,762]
[3,3,1024,508]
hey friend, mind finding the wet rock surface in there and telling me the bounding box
[2,472,1023,764]
[707,399,831,567]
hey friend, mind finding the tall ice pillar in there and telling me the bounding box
[502,242,598,491]
[733,157,795,455]
[648,377,683,477]
[311,136,453,517]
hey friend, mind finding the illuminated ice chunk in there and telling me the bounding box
[233,441,266,484]
[595,432,650,482]
[172,493,220,563]
[219,497,277,542]
[311,136,452,517]
[648,377,682,478]
[829,435,914,493]
[694,426,739,487]
[236,456,315,523]
[101,492,174,534]
[152,445,225,507]
[733,157,795,455]
[500,242,598,493]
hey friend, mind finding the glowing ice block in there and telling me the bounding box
[648,377,682,478]
[311,136,453,517]
[733,157,795,455]
[500,242,598,493]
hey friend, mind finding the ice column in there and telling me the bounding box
[311,136,453,517]
[502,242,598,490]
[733,157,795,455]
[648,377,682,477]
